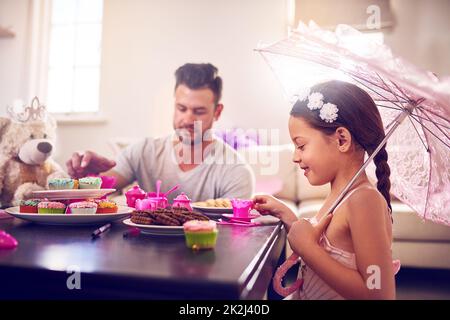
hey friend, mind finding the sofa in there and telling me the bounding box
[237,144,450,270]
[108,139,450,269]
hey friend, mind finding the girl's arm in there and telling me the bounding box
[253,194,298,230]
[289,189,395,299]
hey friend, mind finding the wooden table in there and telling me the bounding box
[0,216,286,299]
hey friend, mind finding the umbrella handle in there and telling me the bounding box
[273,253,304,297]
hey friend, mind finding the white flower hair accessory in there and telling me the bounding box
[295,90,339,123]
[320,103,339,123]
[307,92,324,110]
[290,87,311,104]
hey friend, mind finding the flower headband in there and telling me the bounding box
[292,88,339,123]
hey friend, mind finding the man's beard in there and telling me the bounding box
[175,121,213,145]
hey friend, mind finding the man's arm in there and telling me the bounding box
[66,151,133,190]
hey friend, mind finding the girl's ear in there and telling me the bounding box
[334,127,352,152]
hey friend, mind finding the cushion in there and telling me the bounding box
[392,201,450,241]
[238,144,298,202]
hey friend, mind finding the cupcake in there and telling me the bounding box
[38,201,66,214]
[20,199,44,213]
[69,201,97,214]
[183,220,218,250]
[95,199,118,214]
[48,178,75,190]
[79,177,102,189]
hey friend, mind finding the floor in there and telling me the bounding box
[396,267,450,300]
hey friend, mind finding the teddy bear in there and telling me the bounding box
[0,98,68,208]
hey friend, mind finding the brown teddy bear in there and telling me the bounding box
[0,98,67,208]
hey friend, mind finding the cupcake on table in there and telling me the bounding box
[20,199,46,213]
[78,177,102,189]
[37,201,66,214]
[69,201,97,214]
[95,199,118,213]
[183,220,218,250]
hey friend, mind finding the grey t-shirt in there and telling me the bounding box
[114,134,255,202]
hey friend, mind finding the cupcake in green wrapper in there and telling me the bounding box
[79,177,102,189]
[183,220,218,250]
[38,201,66,214]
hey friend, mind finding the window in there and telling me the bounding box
[46,0,103,114]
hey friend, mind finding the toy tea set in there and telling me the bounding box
[124,180,261,250]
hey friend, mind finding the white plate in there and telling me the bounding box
[31,189,116,200]
[191,205,233,215]
[123,218,185,236]
[4,205,132,226]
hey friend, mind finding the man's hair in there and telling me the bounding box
[174,63,223,104]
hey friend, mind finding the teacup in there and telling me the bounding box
[135,198,158,211]
[231,199,254,218]
[146,195,168,209]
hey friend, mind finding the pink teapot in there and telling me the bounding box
[125,185,147,208]
[172,192,193,211]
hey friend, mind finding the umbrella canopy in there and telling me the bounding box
[256,21,450,226]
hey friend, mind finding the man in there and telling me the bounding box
[66,63,254,201]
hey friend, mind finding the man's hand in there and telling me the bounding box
[66,151,116,178]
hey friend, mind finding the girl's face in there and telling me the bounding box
[288,116,341,186]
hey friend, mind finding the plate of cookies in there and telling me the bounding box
[123,207,210,236]
[192,198,233,215]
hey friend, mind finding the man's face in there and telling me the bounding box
[173,84,223,145]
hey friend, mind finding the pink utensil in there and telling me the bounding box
[217,219,261,227]
[163,184,180,197]
[156,180,161,198]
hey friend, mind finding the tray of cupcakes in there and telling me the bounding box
[4,177,133,225]
[31,177,116,200]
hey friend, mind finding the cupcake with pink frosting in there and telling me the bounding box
[69,201,98,215]
[183,220,218,250]
[37,201,66,214]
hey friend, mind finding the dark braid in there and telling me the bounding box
[372,146,392,213]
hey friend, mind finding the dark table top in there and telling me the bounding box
[0,216,286,299]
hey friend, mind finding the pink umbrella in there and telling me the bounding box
[256,21,450,296]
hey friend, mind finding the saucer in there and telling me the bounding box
[222,213,260,222]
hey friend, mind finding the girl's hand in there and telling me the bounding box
[288,214,333,257]
[253,194,297,229]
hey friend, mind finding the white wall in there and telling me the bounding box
[385,0,450,77]
[0,0,30,114]
[1,0,449,168]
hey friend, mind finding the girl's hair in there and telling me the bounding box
[290,80,392,213]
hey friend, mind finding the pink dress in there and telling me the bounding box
[288,186,401,300]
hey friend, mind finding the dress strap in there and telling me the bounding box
[332,185,376,213]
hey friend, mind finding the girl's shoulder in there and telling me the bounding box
[338,185,389,221]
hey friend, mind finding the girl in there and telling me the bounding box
[254,80,399,300]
